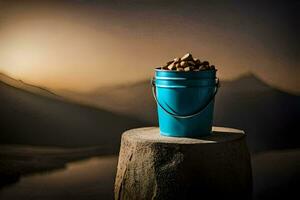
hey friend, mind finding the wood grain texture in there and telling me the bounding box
[115,127,252,200]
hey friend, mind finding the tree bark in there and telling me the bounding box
[115,127,252,200]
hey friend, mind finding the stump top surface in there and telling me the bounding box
[123,127,245,144]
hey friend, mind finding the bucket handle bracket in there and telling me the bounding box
[151,77,220,119]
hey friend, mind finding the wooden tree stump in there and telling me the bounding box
[115,127,252,200]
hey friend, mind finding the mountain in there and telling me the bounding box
[1,72,299,153]
[0,74,148,152]
[0,73,299,196]
[0,73,60,100]
[57,80,157,123]
[0,73,151,189]
[214,74,300,152]
[60,73,300,153]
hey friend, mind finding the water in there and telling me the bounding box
[1,151,298,199]
[0,156,118,200]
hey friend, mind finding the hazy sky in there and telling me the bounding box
[0,0,299,93]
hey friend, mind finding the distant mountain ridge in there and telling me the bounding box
[59,73,300,153]
[0,72,298,198]
[0,72,299,153]
[57,79,157,123]
[0,73,147,190]
[0,73,148,150]
[0,72,60,100]
[213,74,300,152]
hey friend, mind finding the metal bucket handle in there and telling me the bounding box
[151,77,220,119]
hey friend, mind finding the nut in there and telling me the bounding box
[173,57,181,63]
[180,61,187,67]
[194,58,201,65]
[181,53,193,61]
[167,62,176,70]
[184,67,190,71]
[201,61,209,66]
[158,53,217,71]
[166,60,174,65]
[187,61,196,66]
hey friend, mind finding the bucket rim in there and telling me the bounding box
[155,77,217,80]
[153,77,219,88]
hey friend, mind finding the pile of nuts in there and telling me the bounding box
[159,53,216,71]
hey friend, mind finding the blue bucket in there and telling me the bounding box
[151,68,219,137]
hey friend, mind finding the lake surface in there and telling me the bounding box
[0,156,118,200]
[1,150,298,200]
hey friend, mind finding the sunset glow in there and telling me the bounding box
[0,0,298,93]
